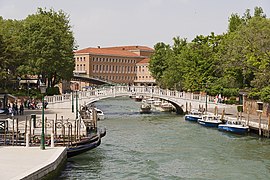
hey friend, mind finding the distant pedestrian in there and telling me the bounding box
[19,104,24,115]
[8,106,13,117]
[15,103,19,115]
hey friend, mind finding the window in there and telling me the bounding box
[115,66,118,72]
[83,57,86,61]
[83,64,86,70]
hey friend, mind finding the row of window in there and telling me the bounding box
[92,65,136,73]
[92,75,152,81]
[92,57,136,64]
[138,66,148,72]
[93,75,135,81]
[76,63,153,76]
[75,57,86,61]
[76,64,86,71]
[138,76,152,79]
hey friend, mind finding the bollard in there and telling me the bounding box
[26,133,29,147]
[51,133,54,148]
[31,114,36,128]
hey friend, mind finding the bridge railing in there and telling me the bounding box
[45,86,219,106]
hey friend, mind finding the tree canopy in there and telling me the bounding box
[149,7,270,101]
[0,8,76,93]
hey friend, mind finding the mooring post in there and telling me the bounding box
[247,103,250,126]
[51,133,54,148]
[16,118,19,145]
[258,111,262,136]
[24,116,28,143]
[12,118,15,146]
[26,133,29,147]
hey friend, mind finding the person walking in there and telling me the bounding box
[19,104,24,115]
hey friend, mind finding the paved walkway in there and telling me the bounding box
[0,108,73,180]
[0,146,66,180]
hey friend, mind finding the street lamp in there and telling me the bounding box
[76,90,78,119]
[71,90,74,113]
[40,83,47,150]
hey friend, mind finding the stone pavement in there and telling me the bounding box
[0,146,66,180]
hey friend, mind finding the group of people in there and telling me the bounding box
[7,102,24,117]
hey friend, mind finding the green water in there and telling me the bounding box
[59,97,270,180]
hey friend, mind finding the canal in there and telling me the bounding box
[59,97,270,179]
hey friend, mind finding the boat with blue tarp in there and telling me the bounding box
[184,110,203,122]
[198,114,224,127]
[218,118,249,134]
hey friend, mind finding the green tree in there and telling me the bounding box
[21,8,76,87]
[0,17,24,90]
[149,42,172,84]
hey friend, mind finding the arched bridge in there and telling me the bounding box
[46,86,232,115]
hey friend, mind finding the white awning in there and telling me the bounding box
[19,80,38,84]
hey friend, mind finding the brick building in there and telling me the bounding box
[72,46,155,90]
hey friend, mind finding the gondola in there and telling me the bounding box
[67,135,101,158]
[67,127,106,158]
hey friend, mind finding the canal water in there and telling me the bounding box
[59,97,270,180]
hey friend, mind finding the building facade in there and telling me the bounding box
[134,58,155,86]
[72,46,155,90]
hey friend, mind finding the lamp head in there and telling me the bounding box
[40,83,47,94]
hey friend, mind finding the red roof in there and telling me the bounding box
[101,46,154,51]
[137,58,150,64]
[75,47,141,57]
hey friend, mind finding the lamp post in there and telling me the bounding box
[40,83,47,150]
[27,80,30,100]
[76,90,78,119]
[71,90,74,113]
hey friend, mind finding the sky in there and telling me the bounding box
[0,0,269,49]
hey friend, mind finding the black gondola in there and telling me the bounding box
[67,134,101,158]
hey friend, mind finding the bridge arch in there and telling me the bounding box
[46,86,229,115]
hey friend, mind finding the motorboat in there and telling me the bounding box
[140,103,151,114]
[218,118,249,134]
[184,109,203,122]
[160,102,174,112]
[135,95,143,102]
[198,114,223,127]
[94,108,105,120]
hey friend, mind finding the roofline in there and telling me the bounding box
[75,53,145,59]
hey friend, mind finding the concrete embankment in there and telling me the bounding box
[0,146,66,180]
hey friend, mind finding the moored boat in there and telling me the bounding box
[198,114,223,127]
[218,118,249,134]
[135,95,143,102]
[67,127,106,158]
[160,102,174,112]
[140,103,151,114]
[184,110,202,122]
[67,135,101,158]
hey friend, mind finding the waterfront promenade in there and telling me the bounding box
[0,108,76,180]
[0,146,66,180]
